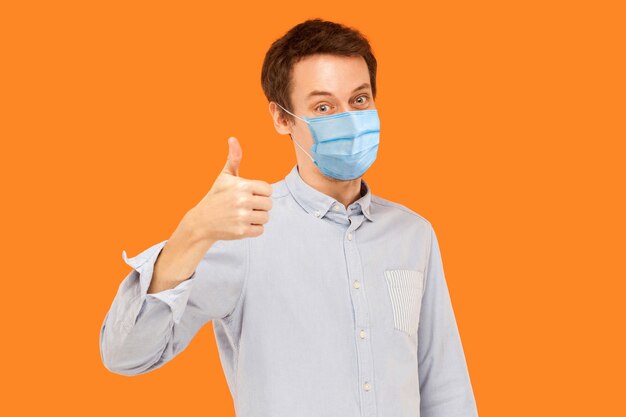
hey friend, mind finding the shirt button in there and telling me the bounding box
[314,210,320,217]
[353,280,361,289]
[347,232,352,240]
[363,382,371,391]
[359,329,366,339]
[333,204,340,211]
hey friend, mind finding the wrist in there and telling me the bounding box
[179,209,217,247]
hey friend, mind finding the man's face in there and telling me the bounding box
[283,53,376,169]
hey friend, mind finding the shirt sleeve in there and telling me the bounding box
[418,225,479,417]
[99,237,249,376]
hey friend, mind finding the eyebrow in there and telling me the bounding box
[306,82,371,99]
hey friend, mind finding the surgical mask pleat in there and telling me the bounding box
[313,131,380,156]
[314,147,378,180]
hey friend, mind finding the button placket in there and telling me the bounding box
[343,217,377,416]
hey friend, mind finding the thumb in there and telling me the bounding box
[222,136,242,176]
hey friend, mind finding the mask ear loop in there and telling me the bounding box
[276,102,316,163]
[276,102,310,124]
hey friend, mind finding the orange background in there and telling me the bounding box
[2,1,624,416]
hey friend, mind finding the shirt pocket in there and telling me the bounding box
[384,269,425,336]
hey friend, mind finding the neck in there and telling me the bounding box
[297,164,363,209]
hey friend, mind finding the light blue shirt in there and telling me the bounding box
[100,163,479,417]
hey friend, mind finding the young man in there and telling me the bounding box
[100,18,479,417]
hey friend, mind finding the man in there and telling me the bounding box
[100,18,479,417]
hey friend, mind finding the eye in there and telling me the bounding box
[354,95,369,105]
[315,103,331,113]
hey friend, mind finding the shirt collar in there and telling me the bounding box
[284,164,375,222]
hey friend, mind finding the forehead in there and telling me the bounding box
[290,54,371,102]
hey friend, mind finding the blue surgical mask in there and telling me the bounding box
[276,103,380,180]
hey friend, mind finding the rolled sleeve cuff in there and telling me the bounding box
[122,240,196,328]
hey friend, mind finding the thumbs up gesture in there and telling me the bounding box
[185,137,273,243]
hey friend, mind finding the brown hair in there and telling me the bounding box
[261,18,377,124]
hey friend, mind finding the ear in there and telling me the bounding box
[269,101,294,135]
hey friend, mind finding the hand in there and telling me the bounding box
[185,136,273,243]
